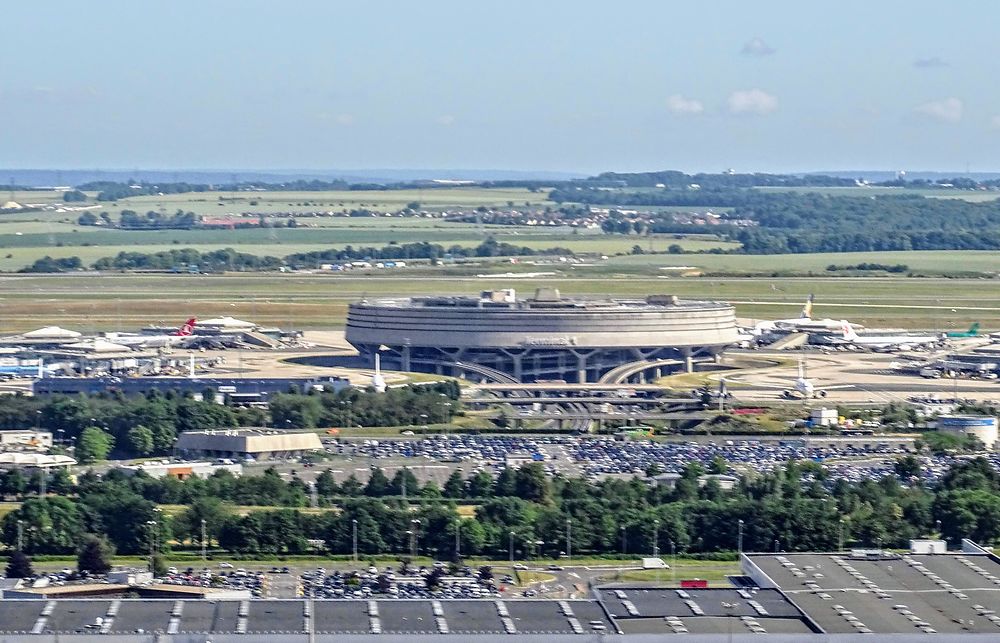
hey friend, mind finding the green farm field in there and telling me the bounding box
[2,272,999,333]
[605,249,1000,274]
[0,187,736,270]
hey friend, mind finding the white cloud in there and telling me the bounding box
[435,114,456,126]
[741,37,776,57]
[990,115,1000,129]
[913,56,949,69]
[914,97,963,123]
[727,89,778,115]
[665,94,704,115]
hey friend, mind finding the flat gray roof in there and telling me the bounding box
[748,552,1000,634]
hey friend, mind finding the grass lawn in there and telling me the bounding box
[2,272,999,332]
[0,502,19,520]
[600,559,740,586]
[515,570,557,585]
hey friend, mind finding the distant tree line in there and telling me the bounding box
[826,263,909,273]
[21,239,575,273]
[582,170,858,189]
[552,188,1000,254]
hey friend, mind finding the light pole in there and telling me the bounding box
[410,519,420,558]
[201,519,207,565]
[455,520,461,559]
[566,519,572,561]
[352,519,358,563]
[146,520,158,573]
[620,525,627,556]
[737,519,744,555]
[773,539,779,553]
[670,539,676,585]
[838,519,845,552]
[652,519,660,557]
[509,531,515,565]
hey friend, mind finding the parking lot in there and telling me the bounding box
[286,434,1000,487]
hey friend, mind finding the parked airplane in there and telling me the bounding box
[728,359,853,399]
[946,322,980,338]
[837,321,941,350]
[103,318,197,349]
[753,295,858,334]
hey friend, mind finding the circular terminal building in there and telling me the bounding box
[346,288,737,383]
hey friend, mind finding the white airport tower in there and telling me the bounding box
[371,352,387,393]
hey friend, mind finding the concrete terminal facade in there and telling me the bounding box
[346,288,737,383]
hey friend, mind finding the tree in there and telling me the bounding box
[77,211,99,226]
[365,468,390,497]
[5,550,33,578]
[151,553,168,577]
[894,455,922,480]
[315,469,340,497]
[708,455,728,475]
[127,425,155,456]
[0,469,27,498]
[76,426,114,463]
[0,497,84,554]
[443,471,466,498]
[514,463,552,504]
[389,468,418,497]
[77,535,114,575]
[341,474,363,497]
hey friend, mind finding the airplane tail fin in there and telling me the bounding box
[175,318,197,336]
[801,294,814,319]
[970,322,980,334]
[841,321,858,341]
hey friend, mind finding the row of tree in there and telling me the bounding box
[0,384,458,460]
[6,456,1000,558]
[23,239,575,273]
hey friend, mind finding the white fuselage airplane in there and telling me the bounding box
[753,295,859,335]
[836,321,941,350]
[102,318,197,349]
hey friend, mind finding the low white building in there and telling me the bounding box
[118,460,242,479]
[0,452,76,470]
[0,430,52,450]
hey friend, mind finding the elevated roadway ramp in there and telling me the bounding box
[599,359,684,384]
[450,361,519,384]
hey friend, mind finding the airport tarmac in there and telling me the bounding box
[711,351,1000,404]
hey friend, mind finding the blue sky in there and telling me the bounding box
[1,0,995,173]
